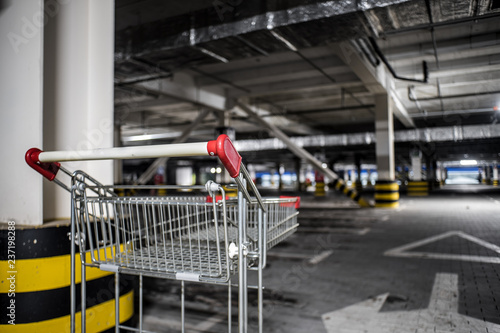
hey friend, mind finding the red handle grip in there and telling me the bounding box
[25,148,61,181]
[207,135,242,178]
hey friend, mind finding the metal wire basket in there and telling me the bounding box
[26,134,300,333]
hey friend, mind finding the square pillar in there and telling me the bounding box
[374,94,399,208]
[408,149,428,196]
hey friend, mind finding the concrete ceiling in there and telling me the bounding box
[114,0,500,164]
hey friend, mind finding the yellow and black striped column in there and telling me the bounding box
[0,223,134,332]
[314,171,326,197]
[375,180,399,208]
[407,181,429,196]
[331,179,371,207]
[314,181,326,197]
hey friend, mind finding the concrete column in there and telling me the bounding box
[374,94,399,208]
[485,165,492,184]
[410,150,422,181]
[408,150,429,196]
[493,165,498,186]
[375,94,395,181]
[176,166,194,186]
[1,0,44,225]
[43,0,115,220]
[481,168,487,184]
[435,164,441,183]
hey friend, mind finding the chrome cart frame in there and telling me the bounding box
[26,134,299,333]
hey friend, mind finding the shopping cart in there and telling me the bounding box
[26,134,299,333]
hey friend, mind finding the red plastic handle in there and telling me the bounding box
[279,196,301,209]
[207,135,242,178]
[25,148,61,181]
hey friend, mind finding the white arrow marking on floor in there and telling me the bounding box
[322,273,500,333]
[384,230,500,264]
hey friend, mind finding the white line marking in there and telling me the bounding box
[299,227,370,235]
[384,230,500,264]
[308,250,334,265]
[322,273,500,332]
[267,250,334,265]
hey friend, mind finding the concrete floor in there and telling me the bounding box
[141,185,500,332]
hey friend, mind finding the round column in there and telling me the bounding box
[375,180,399,208]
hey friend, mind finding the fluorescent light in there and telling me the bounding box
[460,160,477,166]
[270,30,298,52]
[197,47,229,63]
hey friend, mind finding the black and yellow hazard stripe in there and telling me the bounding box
[314,181,326,197]
[493,179,498,186]
[331,179,371,207]
[354,181,363,193]
[0,223,134,332]
[375,180,399,208]
[222,185,238,198]
[407,181,429,196]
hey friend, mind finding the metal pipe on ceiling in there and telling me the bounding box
[368,37,429,83]
[408,86,500,102]
[233,123,500,152]
[410,107,498,118]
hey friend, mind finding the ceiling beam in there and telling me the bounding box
[115,97,186,113]
[389,45,500,69]
[133,73,228,111]
[331,41,416,128]
[195,56,347,87]
[227,73,360,99]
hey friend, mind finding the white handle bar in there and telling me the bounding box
[37,142,209,162]
[26,134,242,180]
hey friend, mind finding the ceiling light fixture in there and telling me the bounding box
[270,30,298,52]
[460,160,477,166]
[197,47,229,63]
